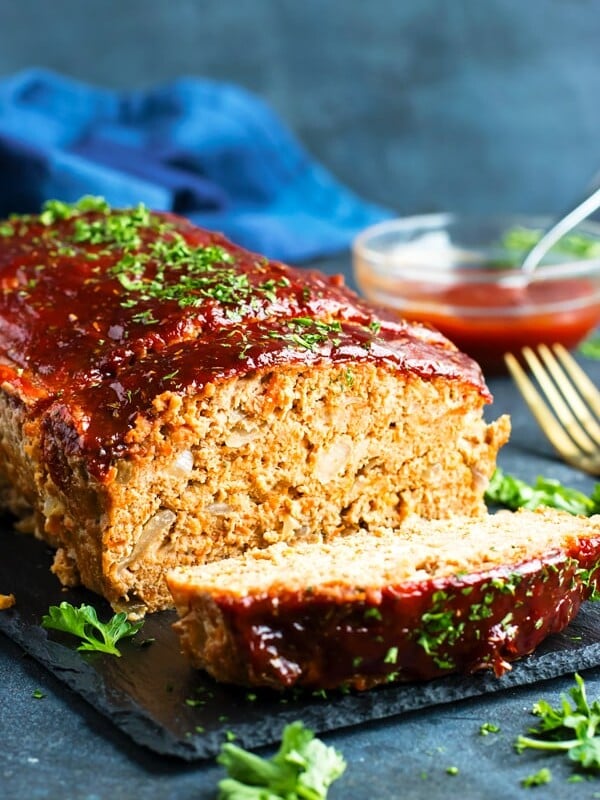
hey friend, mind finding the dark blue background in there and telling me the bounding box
[0,0,599,218]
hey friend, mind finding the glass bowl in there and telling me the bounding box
[352,213,600,373]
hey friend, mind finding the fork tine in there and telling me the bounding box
[521,346,598,455]
[552,343,600,425]
[539,344,600,446]
[504,351,583,460]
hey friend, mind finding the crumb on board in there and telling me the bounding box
[0,593,16,609]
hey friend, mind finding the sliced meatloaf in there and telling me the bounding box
[0,197,509,615]
[167,508,600,690]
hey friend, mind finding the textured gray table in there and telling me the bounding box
[2,250,600,800]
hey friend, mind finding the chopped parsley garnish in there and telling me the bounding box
[131,308,158,325]
[3,198,376,357]
[71,202,151,248]
[269,318,343,351]
[185,697,206,708]
[479,722,500,736]
[39,195,111,225]
[17,197,295,313]
[521,767,552,788]
[217,720,346,800]
[259,276,291,301]
[110,235,253,310]
[41,601,144,656]
[415,590,463,669]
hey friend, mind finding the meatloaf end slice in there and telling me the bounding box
[167,508,600,690]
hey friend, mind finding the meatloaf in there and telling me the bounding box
[0,196,509,615]
[167,508,600,690]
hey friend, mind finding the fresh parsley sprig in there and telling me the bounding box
[516,674,600,772]
[217,721,346,800]
[41,601,143,656]
[485,468,600,517]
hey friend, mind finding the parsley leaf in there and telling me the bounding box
[485,468,600,516]
[515,674,600,773]
[41,601,143,656]
[579,335,600,360]
[521,767,552,787]
[268,318,343,352]
[479,722,500,736]
[39,196,110,226]
[217,721,346,799]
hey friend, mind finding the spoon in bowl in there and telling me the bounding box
[521,181,600,274]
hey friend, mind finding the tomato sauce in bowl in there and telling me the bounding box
[353,214,600,374]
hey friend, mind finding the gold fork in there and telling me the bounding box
[504,343,600,475]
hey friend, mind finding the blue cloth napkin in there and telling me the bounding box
[0,68,391,263]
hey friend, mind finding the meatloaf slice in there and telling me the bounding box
[0,197,509,615]
[167,508,600,690]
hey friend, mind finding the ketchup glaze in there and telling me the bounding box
[0,199,488,481]
[208,543,600,691]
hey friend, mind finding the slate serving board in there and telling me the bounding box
[2,520,600,761]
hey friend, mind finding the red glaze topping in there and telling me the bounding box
[210,543,600,690]
[0,198,488,480]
